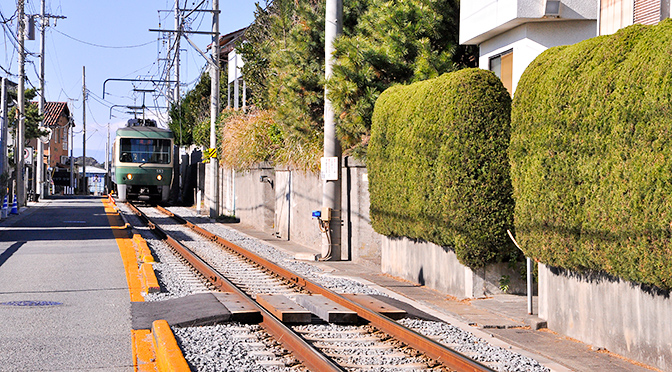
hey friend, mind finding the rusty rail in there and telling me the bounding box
[127,202,344,372]
[156,205,495,372]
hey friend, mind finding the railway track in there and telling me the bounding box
[126,201,495,372]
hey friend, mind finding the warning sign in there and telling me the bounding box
[203,148,217,163]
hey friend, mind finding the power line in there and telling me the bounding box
[52,28,155,49]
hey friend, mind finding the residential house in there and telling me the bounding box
[460,0,599,95]
[600,0,670,34]
[41,102,72,168]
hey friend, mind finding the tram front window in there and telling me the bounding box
[119,138,171,164]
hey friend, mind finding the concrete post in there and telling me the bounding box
[82,66,86,195]
[36,0,45,199]
[322,0,343,260]
[207,0,220,218]
[17,0,26,207]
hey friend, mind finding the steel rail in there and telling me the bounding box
[156,205,495,372]
[126,202,344,372]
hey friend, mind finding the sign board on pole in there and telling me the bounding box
[24,147,33,164]
[320,157,339,181]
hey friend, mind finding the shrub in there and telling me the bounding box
[510,20,672,290]
[368,68,517,268]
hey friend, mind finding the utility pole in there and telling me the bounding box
[17,0,26,208]
[82,66,86,195]
[36,0,66,199]
[321,0,343,260]
[174,0,180,103]
[105,123,109,173]
[69,115,74,192]
[36,0,45,200]
[207,0,220,218]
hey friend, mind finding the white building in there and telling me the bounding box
[460,0,599,95]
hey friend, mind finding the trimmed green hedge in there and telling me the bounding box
[511,20,672,290]
[369,68,517,268]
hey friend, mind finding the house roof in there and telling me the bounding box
[43,102,71,127]
[206,27,247,58]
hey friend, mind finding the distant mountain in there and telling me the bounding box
[73,156,102,168]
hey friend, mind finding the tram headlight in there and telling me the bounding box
[156,175,163,181]
[126,173,133,180]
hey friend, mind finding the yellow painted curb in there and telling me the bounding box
[134,234,156,263]
[152,320,191,372]
[140,263,161,294]
[132,329,157,372]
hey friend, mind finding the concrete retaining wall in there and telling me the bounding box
[382,236,527,299]
[539,264,672,371]
[228,163,275,234]
[343,157,382,266]
[217,158,382,266]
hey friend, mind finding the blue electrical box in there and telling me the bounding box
[311,210,321,218]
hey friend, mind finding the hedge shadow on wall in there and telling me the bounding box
[511,20,672,290]
[368,68,517,269]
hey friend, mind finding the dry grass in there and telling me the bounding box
[218,108,322,172]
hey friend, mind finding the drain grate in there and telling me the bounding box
[0,300,63,307]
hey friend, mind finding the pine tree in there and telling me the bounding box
[327,0,476,158]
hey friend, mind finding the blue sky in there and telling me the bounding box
[0,0,259,163]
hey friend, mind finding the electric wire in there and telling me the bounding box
[52,28,155,49]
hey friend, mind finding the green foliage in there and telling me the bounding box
[233,0,474,167]
[327,0,477,158]
[168,69,228,147]
[8,88,47,142]
[237,0,328,169]
[369,68,517,268]
[510,20,672,290]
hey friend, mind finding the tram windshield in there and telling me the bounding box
[119,138,172,164]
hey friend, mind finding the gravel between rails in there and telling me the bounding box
[164,206,551,372]
[118,203,302,372]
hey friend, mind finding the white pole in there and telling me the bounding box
[207,0,220,218]
[82,66,86,195]
[36,0,46,200]
[174,0,180,103]
[17,0,26,207]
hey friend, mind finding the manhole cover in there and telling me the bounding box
[0,300,63,307]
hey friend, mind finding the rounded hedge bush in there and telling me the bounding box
[511,20,672,290]
[368,68,517,269]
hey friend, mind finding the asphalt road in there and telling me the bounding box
[0,196,132,371]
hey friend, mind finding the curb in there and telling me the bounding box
[106,196,190,371]
[152,320,191,372]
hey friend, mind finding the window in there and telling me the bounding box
[119,138,172,164]
[489,50,513,95]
